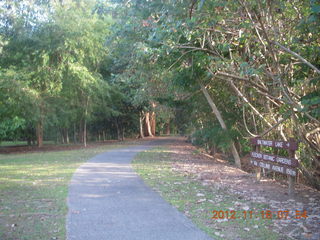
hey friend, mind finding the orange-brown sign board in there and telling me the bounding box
[250,138,298,151]
[250,159,297,177]
[250,138,299,177]
[250,151,299,167]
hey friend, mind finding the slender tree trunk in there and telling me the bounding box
[150,102,156,136]
[26,126,33,146]
[60,128,64,144]
[83,97,89,147]
[36,120,43,147]
[144,112,154,137]
[62,128,69,144]
[199,82,242,168]
[139,112,145,138]
[66,129,69,144]
[150,111,156,136]
[36,104,44,148]
[121,126,125,141]
[56,132,59,144]
[73,123,77,143]
[83,119,87,147]
[26,126,34,146]
[79,121,84,143]
[103,130,106,141]
[115,120,121,140]
[166,120,171,135]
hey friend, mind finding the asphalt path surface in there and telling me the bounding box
[66,138,213,240]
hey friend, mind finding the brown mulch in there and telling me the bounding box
[168,138,320,240]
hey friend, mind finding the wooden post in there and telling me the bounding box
[288,138,296,197]
[250,137,298,195]
[256,167,261,181]
[288,174,295,196]
[253,139,261,182]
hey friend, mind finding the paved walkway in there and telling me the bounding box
[66,139,213,240]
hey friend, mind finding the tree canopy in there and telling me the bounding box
[0,0,319,188]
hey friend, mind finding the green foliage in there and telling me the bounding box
[192,126,235,153]
[0,142,126,239]
[0,0,319,187]
[105,0,320,186]
[0,117,25,141]
[0,0,118,141]
[300,91,320,118]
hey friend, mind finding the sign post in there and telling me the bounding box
[288,138,296,196]
[253,144,261,181]
[250,137,299,196]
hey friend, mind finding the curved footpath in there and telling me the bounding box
[66,139,213,240]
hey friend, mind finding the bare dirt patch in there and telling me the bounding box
[168,139,320,240]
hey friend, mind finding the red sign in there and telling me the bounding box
[250,152,299,167]
[250,159,297,177]
[250,138,298,151]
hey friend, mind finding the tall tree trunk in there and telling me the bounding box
[26,125,34,146]
[121,126,125,141]
[79,120,84,143]
[115,120,121,140]
[36,120,43,148]
[60,128,64,144]
[62,128,69,144]
[139,112,145,138]
[36,106,44,148]
[56,132,59,144]
[150,102,156,136]
[150,111,156,136]
[73,123,77,143]
[166,120,171,135]
[83,97,89,147]
[199,82,242,168]
[144,112,154,137]
[83,119,87,147]
[103,130,106,141]
[66,129,69,144]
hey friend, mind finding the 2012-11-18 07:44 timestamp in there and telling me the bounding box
[211,210,308,220]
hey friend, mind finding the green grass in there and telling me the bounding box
[0,141,55,147]
[0,143,127,240]
[133,147,282,240]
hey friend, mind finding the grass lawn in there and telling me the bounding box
[133,147,281,240]
[0,143,126,240]
[0,141,55,147]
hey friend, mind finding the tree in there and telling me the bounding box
[109,0,319,187]
[0,0,113,147]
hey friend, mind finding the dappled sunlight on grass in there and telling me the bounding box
[0,143,127,240]
[133,147,281,240]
